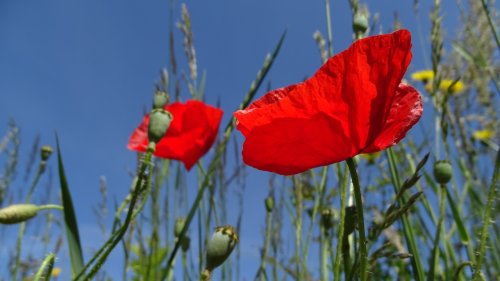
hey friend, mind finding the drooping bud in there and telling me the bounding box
[40,145,53,162]
[148,109,173,145]
[264,196,274,213]
[205,225,239,271]
[321,206,336,230]
[0,204,39,224]
[153,90,169,109]
[433,160,452,184]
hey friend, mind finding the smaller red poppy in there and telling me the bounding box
[128,100,223,170]
[234,29,423,175]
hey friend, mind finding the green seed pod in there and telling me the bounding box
[40,145,53,162]
[148,109,173,144]
[174,217,186,238]
[153,90,169,109]
[321,206,336,230]
[205,225,239,271]
[352,13,369,35]
[433,160,452,184]
[0,204,39,224]
[264,196,274,213]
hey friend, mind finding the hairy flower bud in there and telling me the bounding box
[433,160,452,184]
[41,145,53,162]
[148,109,173,145]
[205,225,239,271]
[0,204,39,224]
[264,196,274,213]
[352,13,368,35]
[153,90,169,109]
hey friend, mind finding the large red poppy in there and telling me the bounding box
[234,29,422,175]
[128,100,223,170]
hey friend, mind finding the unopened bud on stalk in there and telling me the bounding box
[40,146,53,162]
[321,206,336,230]
[148,109,173,145]
[433,160,452,184]
[153,90,169,109]
[205,225,239,271]
[352,12,368,35]
[264,196,274,213]
[0,204,39,224]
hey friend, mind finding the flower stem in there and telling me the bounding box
[428,184,447,281]
[334,163,348,281]
[346,158,368,281]
[472,148,500,280]
[13,162,46,281]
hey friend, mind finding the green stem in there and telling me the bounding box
[13,162,46,280]
[480,0,500,52]
[255,210,273,281]
[33,253,55,281]
[346,158,368,281]
[320,228,328,281]
[324,0,333,56]
[74,146,154,280]
[472,148,500,280]
[428,184,447,281]
[334,163,348,281]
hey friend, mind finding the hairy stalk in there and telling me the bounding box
[346,158,368,281]
[472,149,500,280]
[13,161,46,280]
[33,253,55,281]
[324,0,333,56]
[255,208,273,280]
[334,164,348,281]
[428,184,447,281]
[74,147,154,280]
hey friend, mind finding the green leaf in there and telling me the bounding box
[56,134,85,277]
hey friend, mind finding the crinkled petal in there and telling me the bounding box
[361,83,423,153]
[128,100,223,170]
[234,29,420,175]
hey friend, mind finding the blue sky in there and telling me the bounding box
[0,0,488,279]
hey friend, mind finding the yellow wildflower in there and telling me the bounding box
[51,267,61,277]
[411,70,434,83]
[473,129,494,141]
[439,79,464,94]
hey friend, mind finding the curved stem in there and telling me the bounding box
[346,158,367,281]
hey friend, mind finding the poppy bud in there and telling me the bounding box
[174,217,186,238]
[433,160,452,184]
[153,90,169,109]
[40,145,53,162]
[205,225,239,271]
[321,206,336,230]
[0,204,39,224]
[352,13,368,35]
[264,196,274,213]
[148,109,173,145]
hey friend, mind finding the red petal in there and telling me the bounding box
[234,29,421,175]
[128,100,223,170]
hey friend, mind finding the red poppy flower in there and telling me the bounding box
[128,100,223,170]
[234,29,422,175]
